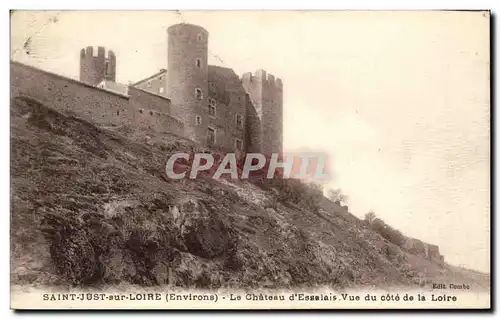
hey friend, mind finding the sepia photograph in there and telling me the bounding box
[9,10,491,310]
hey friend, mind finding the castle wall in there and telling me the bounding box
[404,236,442,263]
[129,87,184,136]
[426,244,441,261]
[403,237,426,256]
[133,108,184,136]
[261,73,283,156]
[11,61,132,127]
[207,66,247,151]
[245,93,262,153]
[11,61,183,136]
[242,70,283,155]
[129,86,171,114]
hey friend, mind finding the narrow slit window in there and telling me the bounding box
[235,139,243,151]
[236,114,243,129]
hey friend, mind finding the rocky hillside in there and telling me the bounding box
[10,96,490,291]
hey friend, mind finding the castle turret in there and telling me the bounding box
[79,46,116,86]
[166,23,209,142]
[242,69,283,155]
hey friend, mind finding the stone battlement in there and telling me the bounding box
[80,46,115,59]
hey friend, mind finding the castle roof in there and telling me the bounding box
[208,65,246,92]
[208,65,239,82]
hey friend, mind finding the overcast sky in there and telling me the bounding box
[10,10,490,273]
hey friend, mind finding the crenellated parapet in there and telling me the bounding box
[80,46,116,86]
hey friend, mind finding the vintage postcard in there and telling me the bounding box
[9,10,491,310]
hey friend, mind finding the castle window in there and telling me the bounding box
[236,114,243,129]
[208,105,216,117]
[196,58,201,68]
[207,127,216,145]
[147,81,152,88]
[139,109,143,114]
[208,98,216,117]
[235,138,243,151]
[150,111,153,116]
[196,115,202,125]
[197,34,202,41]
[159,87,164,94]
[195,88,203,100]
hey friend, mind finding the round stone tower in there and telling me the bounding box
[79,46,116,86]
[166,23,209,142]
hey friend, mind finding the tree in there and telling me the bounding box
[365,210,376,224]
[327,188,348,205]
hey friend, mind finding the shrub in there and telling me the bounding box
[327,188,348,205]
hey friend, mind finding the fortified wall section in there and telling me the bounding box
[11,61,184,136]
[244,92,262,153]
[129,86,183,136]
[207,66,247,151]
[403,237,444,263]
[11,61,131,127]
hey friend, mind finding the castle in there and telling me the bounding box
[403,237,445,264]
[11,23,283,155]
